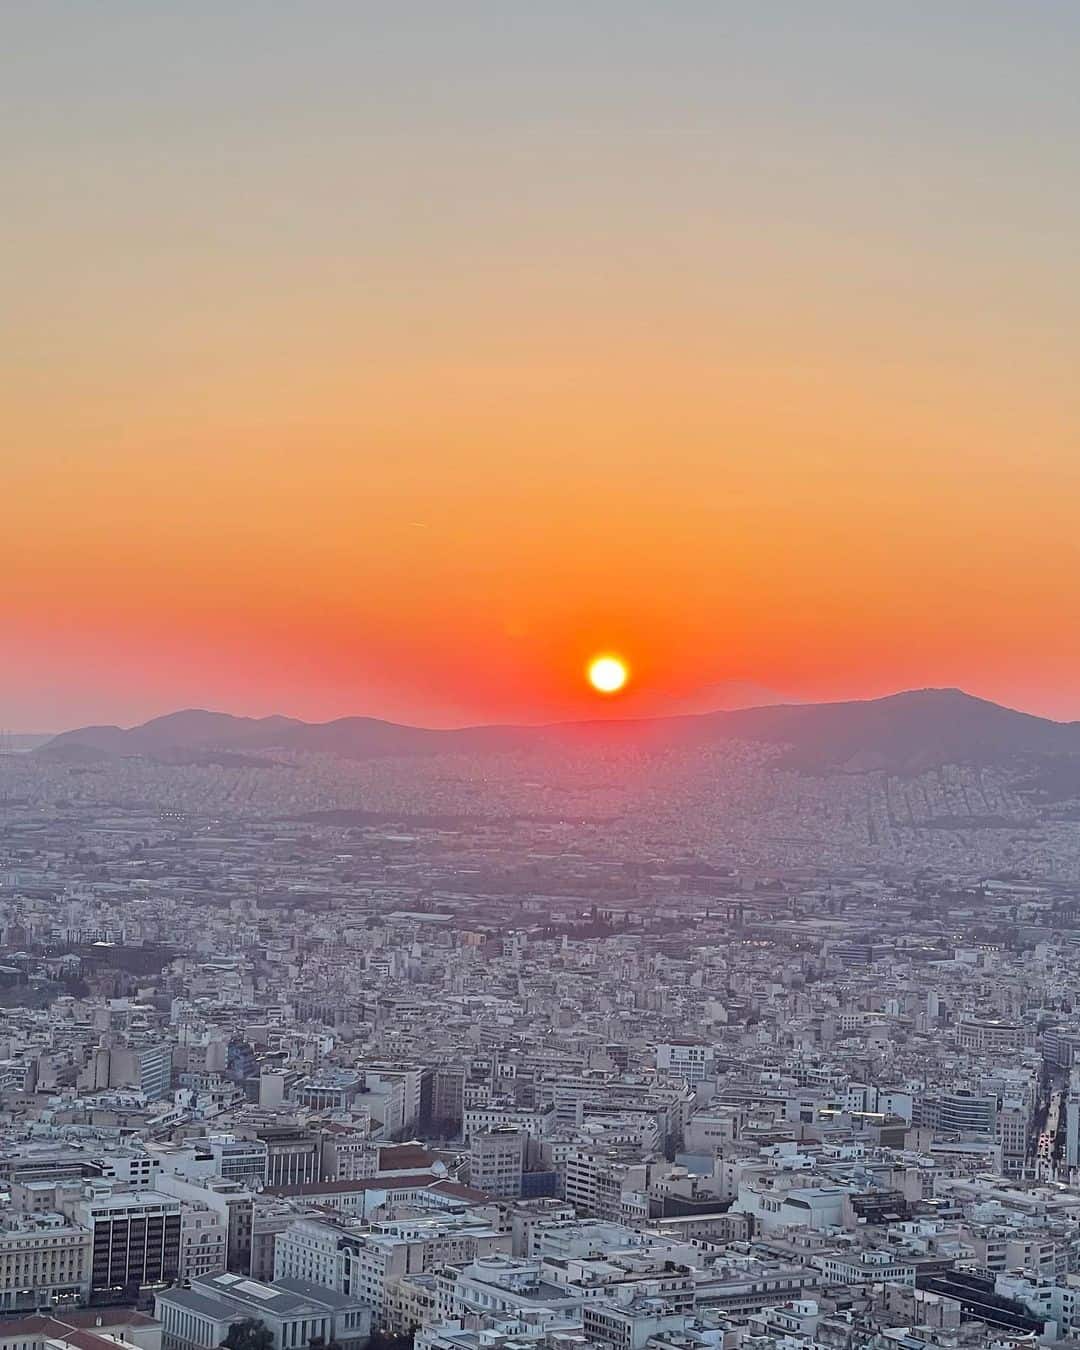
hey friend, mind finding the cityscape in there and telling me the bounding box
[6,3,1080,1350]
[1,694,1080,1348]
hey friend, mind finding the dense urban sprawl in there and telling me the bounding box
[1,747,1080,1349]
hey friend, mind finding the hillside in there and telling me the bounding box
[708,688,1080,771]
[38,688,1080,773]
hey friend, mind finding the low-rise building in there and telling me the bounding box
[155,1272,371,1350]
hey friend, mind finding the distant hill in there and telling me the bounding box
[711,688,1080,772]
[40,711,303,760]
[36,689,1080,773]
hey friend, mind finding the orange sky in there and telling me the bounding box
[5,4,1080,729]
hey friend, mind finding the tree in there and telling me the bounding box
[368,1333,413,1350]
[222,1320,274,1350]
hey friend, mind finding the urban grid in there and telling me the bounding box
[1,738,1079,1350]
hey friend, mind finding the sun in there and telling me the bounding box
[587,654,629,695]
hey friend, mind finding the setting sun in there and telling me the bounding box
[587,655,629,695]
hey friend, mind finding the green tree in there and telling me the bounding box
[222,1319,275,1350]
[368,1333,413,1350]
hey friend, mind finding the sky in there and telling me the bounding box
[5,2,1080,731]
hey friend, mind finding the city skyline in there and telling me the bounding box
[4,8,1080,1342]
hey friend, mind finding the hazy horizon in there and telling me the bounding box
[6,2,1080,729]
[21,682,1080,743]
[12,674,1079,738]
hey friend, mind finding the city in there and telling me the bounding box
[1,735,1080,1348]
[7,2,1080,1348]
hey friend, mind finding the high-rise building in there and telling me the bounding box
[70,1189,181,1294]
[468,1128,525,1199]
[430,1066,466,1134]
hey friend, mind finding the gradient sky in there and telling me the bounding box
[5,2,1080,731]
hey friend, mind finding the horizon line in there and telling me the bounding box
[37,684,1080,743]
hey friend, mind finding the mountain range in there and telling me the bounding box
[36,688,1080,774]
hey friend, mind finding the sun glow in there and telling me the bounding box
[587,655,629,695]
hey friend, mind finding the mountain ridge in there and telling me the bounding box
[37,688,1080,773]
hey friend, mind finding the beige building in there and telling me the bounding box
[956,1018,1026,1055]
[384,1272,438,1333]
[178,1206,228,1283]
[0,1214,92,1312]
[467,1128,524,1199]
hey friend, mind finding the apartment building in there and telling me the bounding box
[462,1104,554,1144]
[274,1214,510,1321]
[178,1205,228,1283]
[563,1150,650,1222]
[655,1041,715,1087]
[155,1175,255,1276]
[582,1297,687,1350]
[915,1089,998,1136]
[467,1129,525,1199]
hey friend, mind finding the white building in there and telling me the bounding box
[655,1042,715,1087]
[155,1271,371,1350]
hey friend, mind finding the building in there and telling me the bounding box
[655,1042,715,1088]
[582,1298,687,1350]
[434,1256,581,1323]
[68,1189,181,1295]
[295,1072,363,1113]
[563,1150,650,1222]
[467,1129,524,1200]
[178,1205,228,1283]
[247,1127,321,1189]
[430,1067,466,1134]
[320,1126,375,1182]
[155,1271,371,1350]
[383,1272,438,1334]
[462,1105,554,1145]
[264,1174,487,1217]
[78,1040,174,1102]
[815,1247,916,1287]
[156,1175,255,1276]
[916,1089,998,1137]
[957,1019,1026,1056]
[274,1213,510,1322]
[0,1308,163,1350]
[209,1137,269,1188]
[0,1213,92,1312]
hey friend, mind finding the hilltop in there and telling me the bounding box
[37,688,1080,774]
